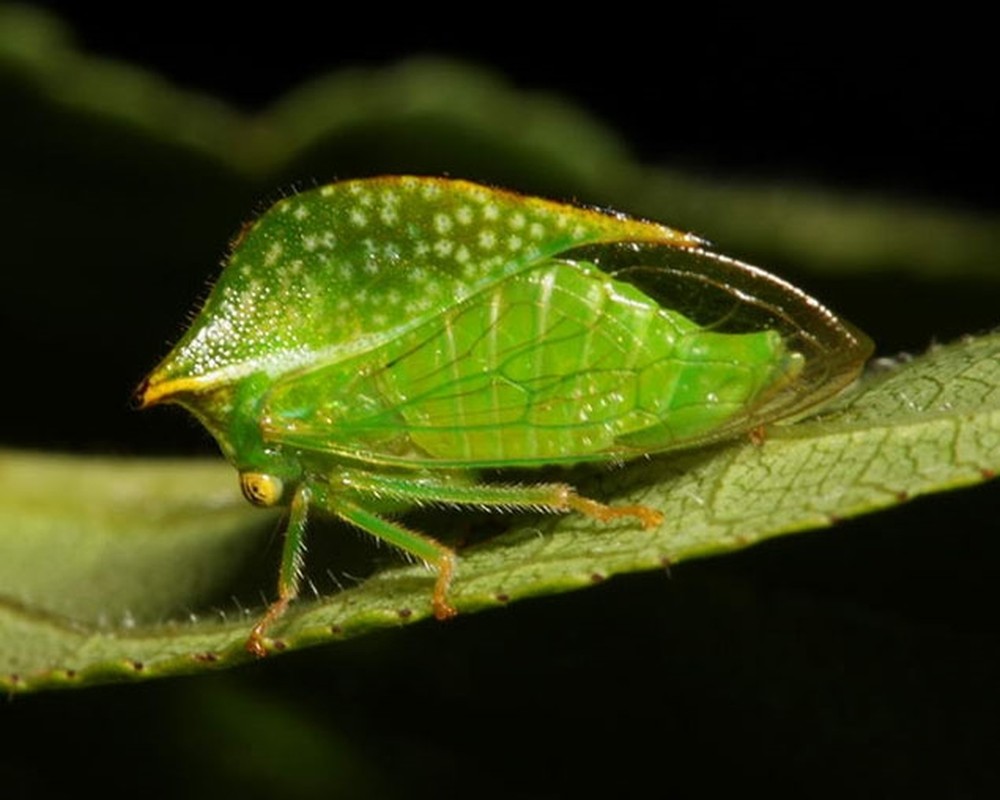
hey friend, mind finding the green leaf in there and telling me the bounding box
[2,333,997,691]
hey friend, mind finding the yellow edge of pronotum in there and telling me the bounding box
[139,374,218,407]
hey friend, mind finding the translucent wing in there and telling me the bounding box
[260,247,869,469]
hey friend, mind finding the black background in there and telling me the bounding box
[51,10,1000,209]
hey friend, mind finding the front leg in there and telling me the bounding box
[246,483,311,657]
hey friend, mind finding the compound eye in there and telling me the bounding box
[240,472,285,507]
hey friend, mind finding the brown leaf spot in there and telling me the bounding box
[193,652,218,663]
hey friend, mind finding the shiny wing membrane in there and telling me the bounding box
[260,247,870,469]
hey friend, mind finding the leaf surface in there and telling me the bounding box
[2,333,996,691]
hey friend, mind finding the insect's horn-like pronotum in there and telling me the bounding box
[140,176,702,406]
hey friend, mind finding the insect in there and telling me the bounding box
[137,176,872,656]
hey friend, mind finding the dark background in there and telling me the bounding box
[54,11,1000,209]
[3,6,998,798]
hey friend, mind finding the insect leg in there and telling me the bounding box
[349,473,664,530]
[305,472,659,625]
[326,496,458,621]
[562,492,664,530]
[246,483,311,657]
